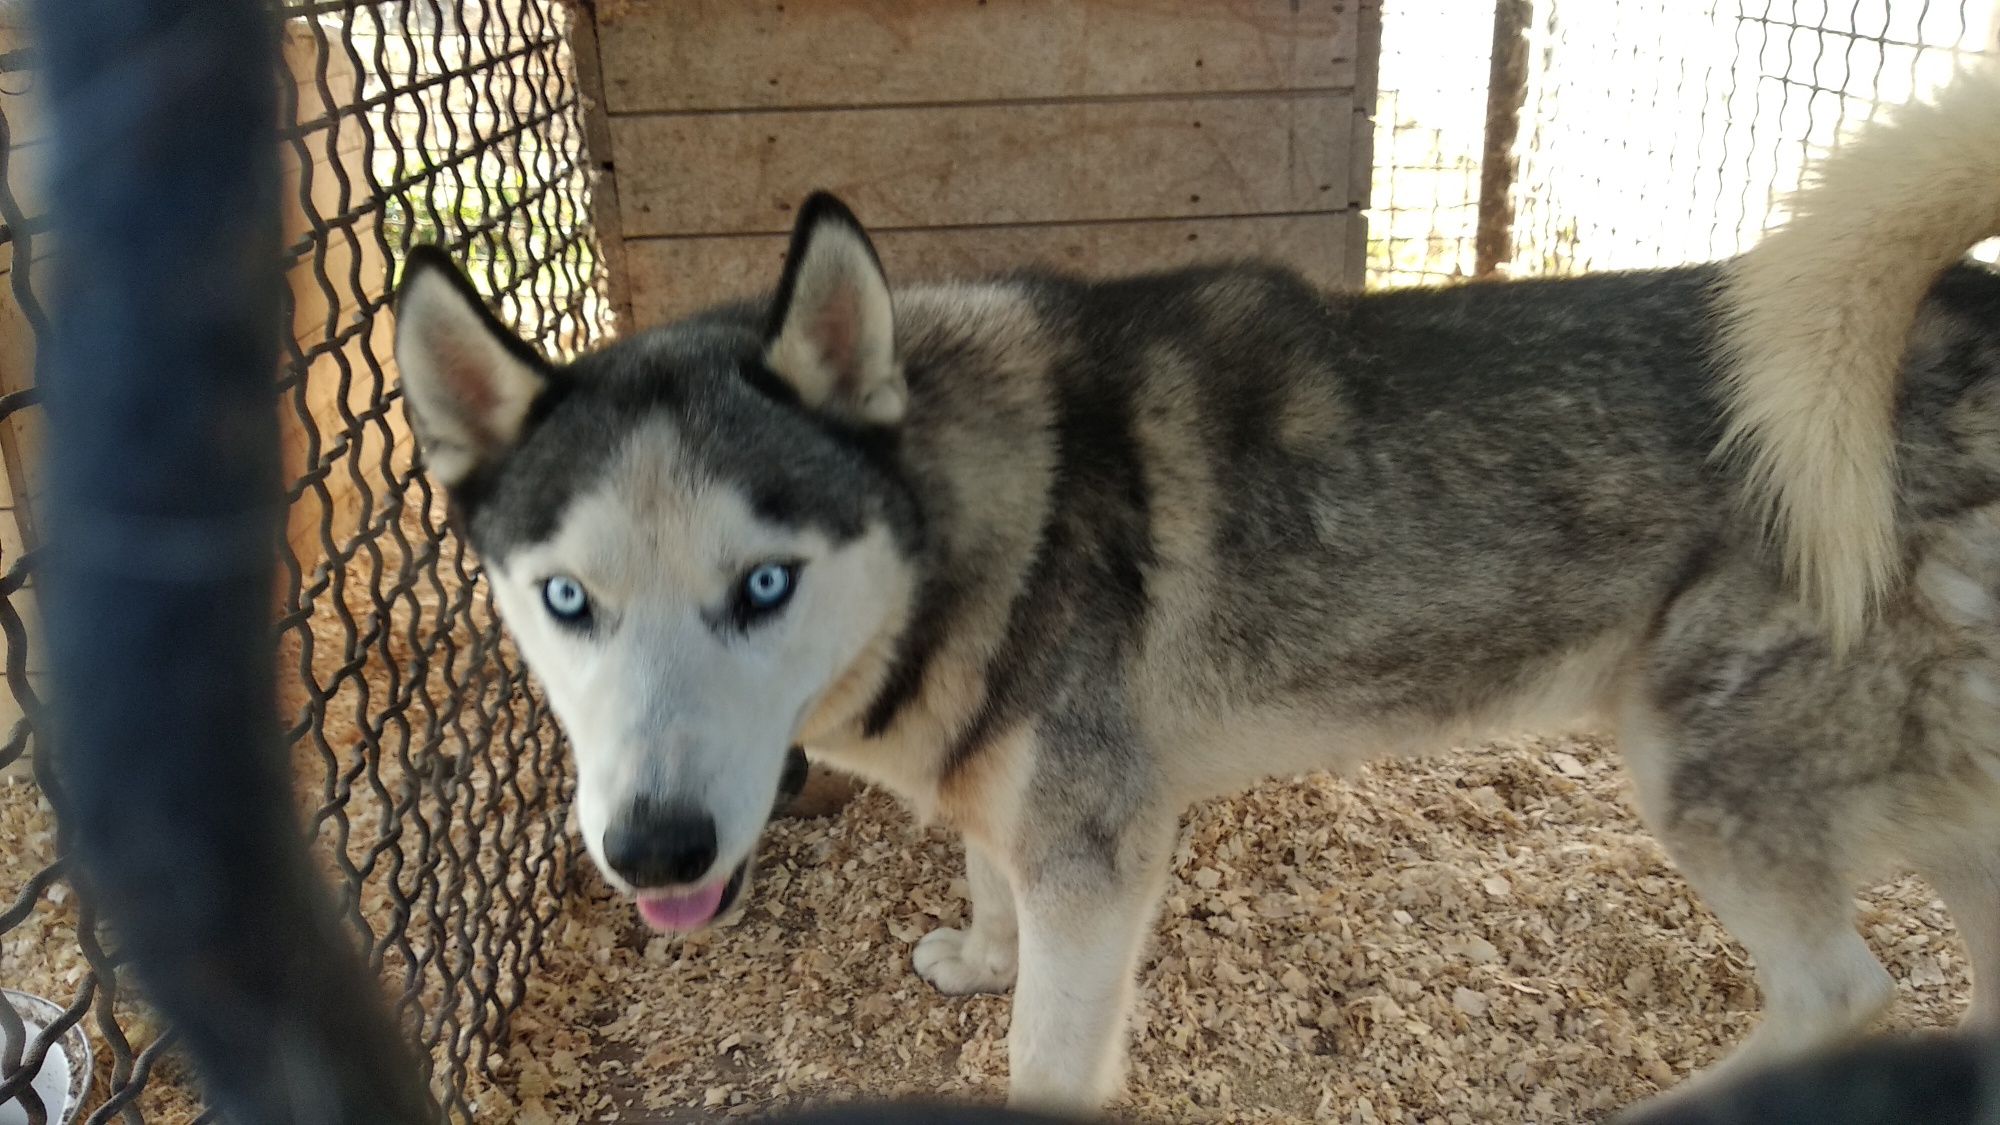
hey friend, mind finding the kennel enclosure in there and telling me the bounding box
[2,0,1997,1121]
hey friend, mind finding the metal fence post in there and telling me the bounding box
[1475,0,1532,278]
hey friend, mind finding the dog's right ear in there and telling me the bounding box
[393,246,551,488]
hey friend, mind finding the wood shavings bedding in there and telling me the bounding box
[4,728,1972,1122]
[504,733,1973,1124]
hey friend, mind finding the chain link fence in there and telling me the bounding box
[0,0,609,1120]
[1366,0,1998,288]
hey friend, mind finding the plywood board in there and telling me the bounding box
[0,20,46,554]
[625,212,1361,324]
[614,93,1355,237]
[596,0,1360,112]
[287,214,387,343]
[568,3,634,329]
[0,273,38,507]
[278,310,415,576]
[0,19,46,227]
[278,21,407,570]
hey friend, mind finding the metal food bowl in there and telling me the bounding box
[1,989,91,1125]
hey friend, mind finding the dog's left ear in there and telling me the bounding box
[763,193,905,427]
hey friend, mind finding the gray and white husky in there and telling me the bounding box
[393,63,2000,1114]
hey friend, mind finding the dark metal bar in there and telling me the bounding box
[1474,0,1532,278]
[27,0,436,1121]
[275,35,563,143]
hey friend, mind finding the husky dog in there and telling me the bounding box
[392,63,2000,1113]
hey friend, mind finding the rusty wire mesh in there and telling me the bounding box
[1366,0,1998,288]
[1365,0,1494,286]
[0,1,610,1121]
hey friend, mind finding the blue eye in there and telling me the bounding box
[741,562,796,614]
[543,575,591,623]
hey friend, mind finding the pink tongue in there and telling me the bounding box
[636,881,728,933]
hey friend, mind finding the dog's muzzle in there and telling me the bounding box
[621,747,809,933]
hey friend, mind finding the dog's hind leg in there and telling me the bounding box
[1916,848,2000,1030]
[915,842,1019,995]
[1665,849,1894,1082]
[1620,702,1895,1098]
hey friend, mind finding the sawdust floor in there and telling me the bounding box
[507,732,1975,1125]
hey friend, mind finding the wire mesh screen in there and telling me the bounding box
[0,1,610,1121]
[1366,0,1999,287]
[1365,1,1493,286]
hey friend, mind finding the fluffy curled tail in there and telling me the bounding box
[1714,58,2000,651]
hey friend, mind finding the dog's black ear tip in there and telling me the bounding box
[396,243,461,299]
[405,241,452,264]
[795,190,864,233]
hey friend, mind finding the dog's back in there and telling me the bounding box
[964,252,2000,783]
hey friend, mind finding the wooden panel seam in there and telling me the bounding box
[614,92,1357,237]
[596,0,1361,114]
[623,212,1363,323]
[601,85,1362,120]
[626,208,1353,242]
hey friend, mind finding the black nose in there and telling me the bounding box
[603,800,718,888]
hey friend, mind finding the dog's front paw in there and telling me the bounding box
[913,925,1017,995]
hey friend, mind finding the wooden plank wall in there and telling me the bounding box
[0,20,399,603]
[0,8,44,555]
[0,19,378,743]
[0,9,47,747]
[587,0,1380,326]
[277,19,411,576]
[281,20,384,573]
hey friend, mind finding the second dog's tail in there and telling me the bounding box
[1714,58,2000,651]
